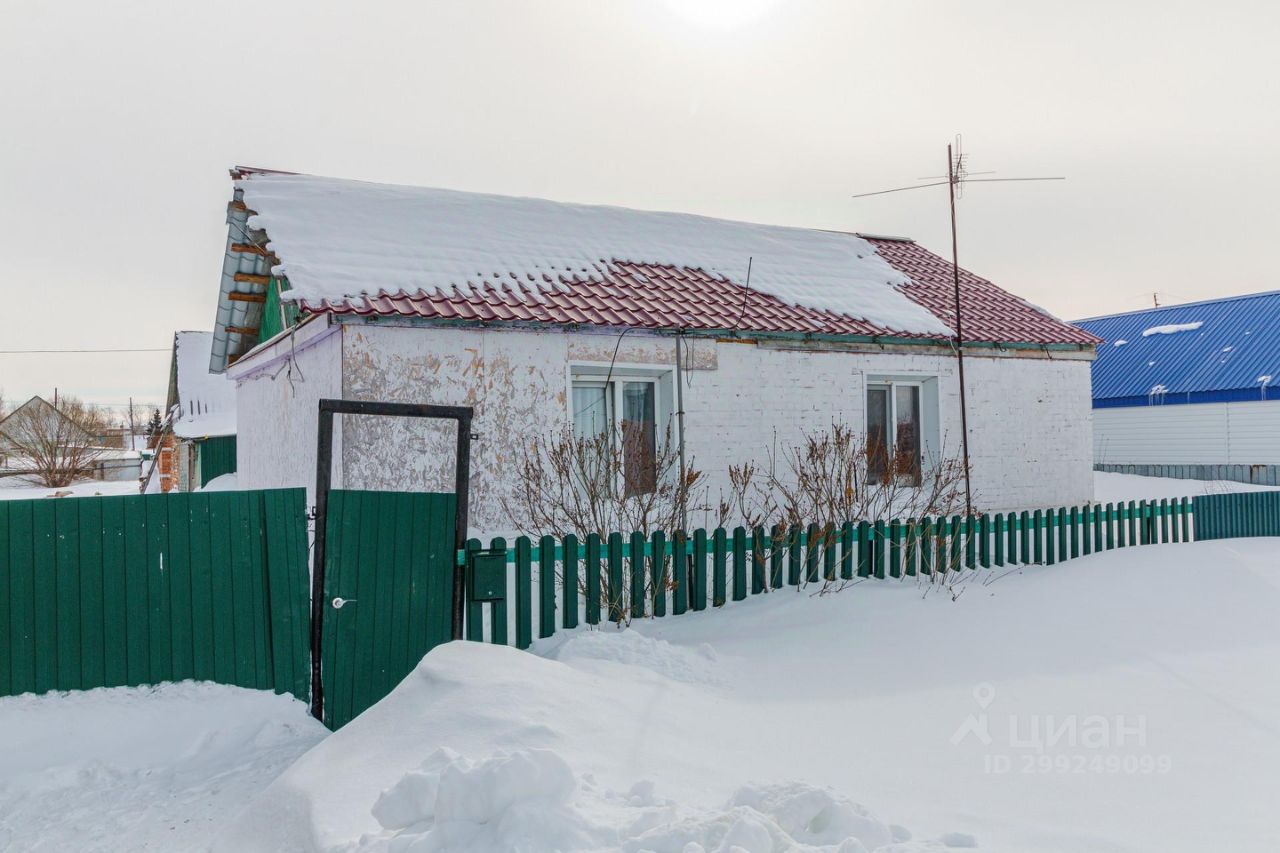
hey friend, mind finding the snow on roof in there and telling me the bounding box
[173,331,237,438]
[237,172,952,337]
[1141,322,1203,337]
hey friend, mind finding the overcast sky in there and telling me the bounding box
[2,0,1277,410]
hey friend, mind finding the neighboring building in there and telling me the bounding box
[0,395,139,481]
[1076,291,1280,485]
[211,168,1098,533]
[153,331,238,492]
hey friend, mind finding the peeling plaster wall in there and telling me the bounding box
[334,322,1093,536]
[231,318,343,504]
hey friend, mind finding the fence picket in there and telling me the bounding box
[751,527,767,594]
[919,517,934,576]
[672,531,689,615]
[607,533,625,623]
[562,534,580,629]
[629,531,646,619]
[514,536,532,650]
[651,530,669,616]
[693,529,709,611]
[712,528,728,606]
[539,535,556,639]
[584,534,602,625]
[857,521,872,578]
[770,525,786,589]
[732,527,747,600]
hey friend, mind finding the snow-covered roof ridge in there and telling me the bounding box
[173,331,237,438]
[237,172,953,337]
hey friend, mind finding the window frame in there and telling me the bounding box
[569,370,666,497]
[866,377,925,486]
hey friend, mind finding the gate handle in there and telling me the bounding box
[331,597,355,609]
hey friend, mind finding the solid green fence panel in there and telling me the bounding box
[539,535,556,638]
[515,537,533,650]
[2,489,309,704]
[0,504,9,697]
[198,435,238,486]
[585,533,602,625]
[1193,492,1280,540]
[651,530,669,616]
[712,528,728,606]
[732,527,748,601]
[692,528,709,610]
[323,489,456,730]
[562,534,580,629]
[629,532,646,620]
[672,531,689,615]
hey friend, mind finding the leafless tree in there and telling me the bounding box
[0,396,110,487]
[722,422,972,591]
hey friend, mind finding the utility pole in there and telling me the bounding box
[947,144,974,518]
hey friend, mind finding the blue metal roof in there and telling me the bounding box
[1075,291,1280,408]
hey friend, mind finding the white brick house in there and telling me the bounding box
[212,169,1098,534]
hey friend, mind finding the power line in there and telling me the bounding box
[0,347,169,354]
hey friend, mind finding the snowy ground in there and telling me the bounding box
[4,470,1278,851]
[0,475,139,500]
[220,538,1280,853]
[1092,470,1278,503]
[0,683,326,852]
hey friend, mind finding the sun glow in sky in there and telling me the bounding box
[663,0,780,28]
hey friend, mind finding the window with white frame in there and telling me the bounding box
[866,380,923,486]
[571,375,660,496]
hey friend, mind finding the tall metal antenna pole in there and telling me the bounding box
[948,143,974,517]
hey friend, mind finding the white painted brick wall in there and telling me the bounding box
[234,320,1094,533]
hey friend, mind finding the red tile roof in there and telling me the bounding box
[298,236,1098,347]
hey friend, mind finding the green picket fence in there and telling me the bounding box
[461,497,1198,647]
[0,489,310,701]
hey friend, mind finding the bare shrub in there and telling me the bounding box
[723,422,972,592]
[0,397,110,487]
[502,421,721,624]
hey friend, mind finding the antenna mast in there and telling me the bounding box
[851,137,1065,519]
[947,142,974,517]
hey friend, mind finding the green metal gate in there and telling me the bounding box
[1192,492,1280,540]
[319,489,458,729]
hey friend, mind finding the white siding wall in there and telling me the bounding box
[1094,400,1280,466]
[231,320,1094,534]
[231,318,344,502]
[310,322,1094,535]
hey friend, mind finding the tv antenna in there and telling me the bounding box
[852,135,1065,518]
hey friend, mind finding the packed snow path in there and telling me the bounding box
[220,538,1280,852]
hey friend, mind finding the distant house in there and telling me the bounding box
[1076,291,1280,485]
[0,395,140,482]
[152,331,237,492]
[208,168,1098,533]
